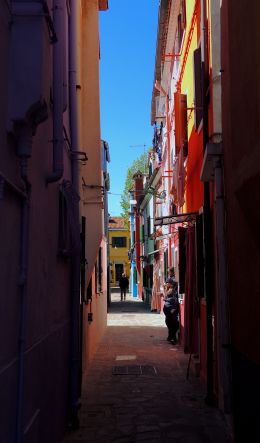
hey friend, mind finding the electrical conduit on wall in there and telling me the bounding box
[68,0,81,429]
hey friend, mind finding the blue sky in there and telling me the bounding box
[99,0,159,216]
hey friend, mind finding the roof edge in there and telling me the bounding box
[151,0,172,124]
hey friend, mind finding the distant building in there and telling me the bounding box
[108,217,130,287]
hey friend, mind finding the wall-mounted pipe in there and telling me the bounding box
[46,0,64,184]
[68,0,81,429]
[201,0,215,406]
[0,166,29,443]
[214,157,232,413]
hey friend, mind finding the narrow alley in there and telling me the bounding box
[1,1,259,442]
[62,291,232,443]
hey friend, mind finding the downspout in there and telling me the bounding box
[68,0,81,429]
[46,0,64,184]
[201,0,215,406]
[154,81,172,266]
[0,166,30,443]
[214,157,232,413]
[14,124,32,443]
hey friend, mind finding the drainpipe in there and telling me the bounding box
[46,0,64,183]
[68,0,81,429]
[214,156,232,412]
[0,166,30,443]
[14,123,32,443]
[201,0,215,406]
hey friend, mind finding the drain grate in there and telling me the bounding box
[112,365,158,376]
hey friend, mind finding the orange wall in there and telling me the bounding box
[80,0,107,375]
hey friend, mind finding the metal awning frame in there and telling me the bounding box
[154,212,198,226]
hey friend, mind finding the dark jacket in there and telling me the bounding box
[119,276,129,289]
[163,293,179,318]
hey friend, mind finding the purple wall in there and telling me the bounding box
[0,2,71,442]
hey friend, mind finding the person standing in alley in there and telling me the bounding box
[166,266,176,283]
[163,277,179,344]
[119,273,129,301]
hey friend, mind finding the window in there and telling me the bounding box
[95,247,103,293]
[177,0,186,52]
[112,237,127,248]
[193,47,203,130]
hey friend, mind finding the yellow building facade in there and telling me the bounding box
[108,217,130,287]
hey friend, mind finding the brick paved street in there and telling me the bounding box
[62,291,233,442]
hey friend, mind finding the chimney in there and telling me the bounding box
[133,171,143,204]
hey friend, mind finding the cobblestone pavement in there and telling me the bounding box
[62,291,233,443]
[107,292,165,327]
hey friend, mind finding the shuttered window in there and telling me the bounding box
[174,92,188,156]
[193,47,203,130]
[177,0,187,52]
[95,247,103,293]
[195,213,204,298]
